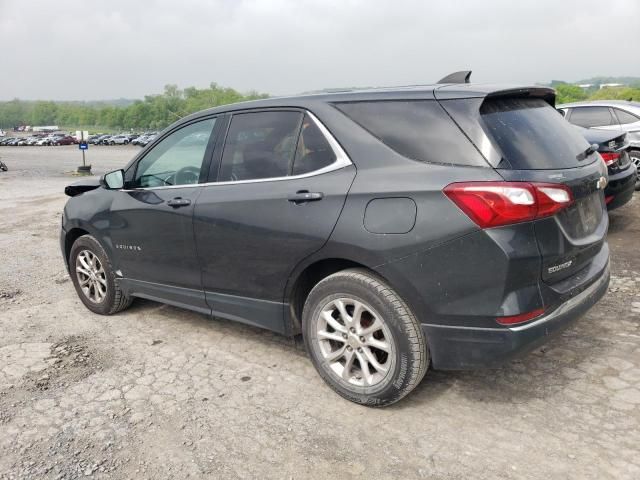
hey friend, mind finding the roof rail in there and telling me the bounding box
[437,71,472,84]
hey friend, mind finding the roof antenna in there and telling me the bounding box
[437,71,472,84]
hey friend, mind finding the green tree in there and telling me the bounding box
[0,83,269,130]
[555,84,588,104]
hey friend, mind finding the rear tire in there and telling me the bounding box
[69,235,132,315]
[302,268,429,407]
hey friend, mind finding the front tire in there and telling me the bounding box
[69,235,132,315]
[302,269,429,406]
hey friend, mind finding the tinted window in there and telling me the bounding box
[480,98,590,169]
[218,111,302,181]
[614,108,640,125]
[568,107,616,127]
[134,118,215,187]
[292,114,336,175]
[334,100,486,166]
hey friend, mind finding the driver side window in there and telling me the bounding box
[134,117,216,188]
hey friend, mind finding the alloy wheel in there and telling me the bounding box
[75,249,108,303]
[315,297,394,387]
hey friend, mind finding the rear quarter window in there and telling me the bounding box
[334,100,488,167]
[614,108,640,125]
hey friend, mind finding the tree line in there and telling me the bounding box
[554,84,640,104]
[2,81,639,131]
[0,83,268,131]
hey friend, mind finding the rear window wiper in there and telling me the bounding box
[576,143,598,161]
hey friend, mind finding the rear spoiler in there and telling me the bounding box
[486,87,556,107]
[435,84,556,106]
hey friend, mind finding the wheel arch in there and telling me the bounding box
[286,257,388,335]
[64,227,91,265]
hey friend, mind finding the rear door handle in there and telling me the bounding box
[288,191,324,204]
[167,197,191,208]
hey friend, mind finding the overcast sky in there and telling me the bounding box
[1,0,639,101]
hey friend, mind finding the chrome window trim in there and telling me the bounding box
[122,111,352,192]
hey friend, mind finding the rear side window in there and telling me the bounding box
[218,111,302,181]
[334,100,487,167]
[568,106,616,127]
[481,98,591,170]
[614,108,640,125]
[292,114,336,175]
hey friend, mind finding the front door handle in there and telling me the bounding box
[167,197,191,208]
[288,191,324,204]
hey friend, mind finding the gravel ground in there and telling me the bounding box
[0,145,639,480]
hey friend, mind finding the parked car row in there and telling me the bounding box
[88,132,158,146]
[0,133,78,146]
[0,131,159,148]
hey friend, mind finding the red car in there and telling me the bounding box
[52,135,78,146]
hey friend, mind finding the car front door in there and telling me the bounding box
[109,116,218,312]
[193,110,356,333]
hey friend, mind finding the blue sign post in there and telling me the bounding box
[77,135,91,174]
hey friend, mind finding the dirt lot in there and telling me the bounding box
[0,145,639,479]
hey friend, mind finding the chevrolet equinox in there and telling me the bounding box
[61,75,610,406]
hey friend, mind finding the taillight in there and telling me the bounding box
[600,152,620,166]
[444,181,574,228]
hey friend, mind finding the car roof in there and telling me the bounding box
[176,83,554,125]
[558,100,640,111]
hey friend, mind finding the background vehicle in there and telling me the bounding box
[61,80,610,406]
[91,134,110,145]
[35,136,54,146]
[133,133,157,147]
[577,127,636,208]
[53,135,77,146]
[558,101,640,190]
[107,134,130,145]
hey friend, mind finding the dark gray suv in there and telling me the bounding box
[61,81,610,406]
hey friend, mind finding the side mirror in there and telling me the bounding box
[101,169,125,189]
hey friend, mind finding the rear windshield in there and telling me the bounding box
[480,98,591,170]
[334,100,488,167]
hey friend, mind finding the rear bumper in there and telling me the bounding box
[424,261,610,369]
[606,164,636,210]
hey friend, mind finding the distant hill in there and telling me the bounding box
[575,76,640,87]
[57,98,138,107]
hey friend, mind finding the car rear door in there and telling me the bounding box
[193,109,355,333]
[438,93,609,299]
